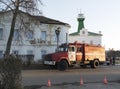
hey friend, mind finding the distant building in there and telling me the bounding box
[69,13,102,45]
[0,10,70,61]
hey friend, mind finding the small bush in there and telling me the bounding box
[0,55,22,89]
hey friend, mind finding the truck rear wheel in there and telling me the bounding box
[57,60,68,71]
[91,60,99,68]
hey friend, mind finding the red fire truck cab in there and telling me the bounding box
[44,41,105,70]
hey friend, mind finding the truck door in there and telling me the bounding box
[76,47,82,61]
[68,46,76,61]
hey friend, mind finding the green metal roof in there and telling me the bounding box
[69,31,102,36]
[69,32,79,36]
[88,31,102,36]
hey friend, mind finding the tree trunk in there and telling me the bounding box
[5,4,19,56]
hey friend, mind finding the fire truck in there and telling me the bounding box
[44,41,105,70]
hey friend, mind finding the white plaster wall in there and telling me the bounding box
[0,11,70,61]
[69,28,102,46]
[69,35,101,46]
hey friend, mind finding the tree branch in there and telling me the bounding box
[0,0,14,11]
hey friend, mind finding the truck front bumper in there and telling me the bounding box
[44,61,56,65]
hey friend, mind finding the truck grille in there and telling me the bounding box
[45,54,52,61]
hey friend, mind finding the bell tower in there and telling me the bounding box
[77,13,85,33]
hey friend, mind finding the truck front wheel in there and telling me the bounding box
[91,60,99,68]
[57,60,68,71]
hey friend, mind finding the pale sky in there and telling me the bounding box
[42,0,120,50]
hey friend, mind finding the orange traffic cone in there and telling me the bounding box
[47,79,51,87]
[103,76,108,84]
[80,77,84,85]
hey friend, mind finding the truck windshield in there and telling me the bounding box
[68,46,75,52]
[58,46,68,52]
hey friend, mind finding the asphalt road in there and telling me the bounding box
[22,65,120,86]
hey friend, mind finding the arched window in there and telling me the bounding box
[82,31,85,34]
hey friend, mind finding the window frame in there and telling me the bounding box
[12,50,19,55]
[41,50,47,59]
[27,50,33,55]
[26,30,34,40]
[0,28,3,40]
[13,29,20,41]
[0,50,3,58]
[82,30,85,35]
[40,31,46,41]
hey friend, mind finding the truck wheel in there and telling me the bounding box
[91,60,99,68]
[57,60,68,71]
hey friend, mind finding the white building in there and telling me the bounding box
[0,10,70,61]
[69,13,102,45]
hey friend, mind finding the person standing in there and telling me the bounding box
[112,57,115,65]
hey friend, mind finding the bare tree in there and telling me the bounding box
[0,0,42,89]
[0,0,42,56]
